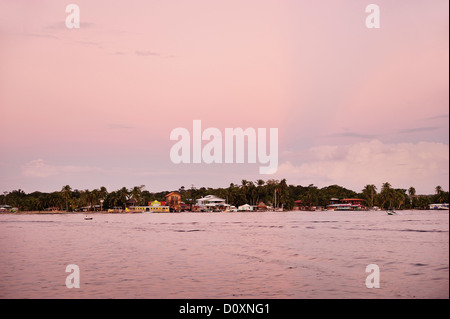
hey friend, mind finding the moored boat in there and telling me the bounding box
[429,203,449,210]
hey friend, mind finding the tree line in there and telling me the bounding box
[1,180,448,212]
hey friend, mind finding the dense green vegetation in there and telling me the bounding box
[1,180,448,211]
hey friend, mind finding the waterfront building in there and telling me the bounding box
[165,192,182,212]
[329,198,340,205]
[0,205,12,212]
[327,198,367,211]
[340,198,365,206]
[126,198,138,209]
[133,200,170,212]
[238,204,255,211]
[257,202,267,212]
[180,202,191,211]
[195,195,229,212]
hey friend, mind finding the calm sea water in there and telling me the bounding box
[0,210,448,299]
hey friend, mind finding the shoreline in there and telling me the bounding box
[1,208,446,215]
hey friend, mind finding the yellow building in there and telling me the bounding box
[133,200,170,212]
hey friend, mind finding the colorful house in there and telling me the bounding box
[165,192,182,212]
[340,198,365,206]
[180,202,191,211]
[132,200,170,212]
[327,198,367,211]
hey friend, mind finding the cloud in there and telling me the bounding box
[22,33,59,40]
[135,50,160,56]
[21,159,102,178]
[107,123,133,130]
[75,40,103,48]
[425,114,449,120]
[45,21,96,30]
[397,126,440,134]
[324,131,378,139]
[274,140,449,193]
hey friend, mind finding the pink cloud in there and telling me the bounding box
[275,140,449,193]
[21,159,103,178]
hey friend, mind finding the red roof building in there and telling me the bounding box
[340,198,365,205]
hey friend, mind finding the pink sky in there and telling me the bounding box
[0,0,448,194]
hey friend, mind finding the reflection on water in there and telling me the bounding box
[0,210,448,298]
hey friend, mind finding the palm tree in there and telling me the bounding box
[278,179,288,209]
[362,184,377,208]
[241,180,249,203]
[49,191,64,210]
[118,187,129,209]
[255,179,265,204]
[131,185,145,205]
[61,185,72,211]
[408,187,416,208]
[264,179,278,207]
[81,189,91,211]
[70,197,80,211]
[99,186,108,211]
[247,181,257,205]
[227,183,236,205]
[304,184,318,208]
[380,182,394,209]
[435,185,445,203]
[91,189,100,210]
[394,189,407,210]
[107,191,120,209]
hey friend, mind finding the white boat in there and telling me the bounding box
[429,203,449,210]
